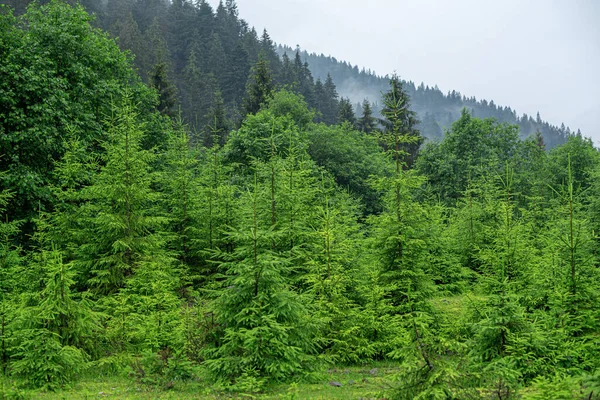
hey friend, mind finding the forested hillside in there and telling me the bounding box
[283,46,571,147]
[4,0,571,148]
[1,2,599,400]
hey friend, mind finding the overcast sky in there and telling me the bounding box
[208,0,600,142]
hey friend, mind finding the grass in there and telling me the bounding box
[1,362,397,400]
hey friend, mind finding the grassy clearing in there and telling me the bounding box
[1,362,397,400]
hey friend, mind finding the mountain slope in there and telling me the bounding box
[281,46,570,147]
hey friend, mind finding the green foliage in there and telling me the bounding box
[115,259,183,352]
[202,164,320,383]
[307,124,389,215]
[0,0,157,225]
[10,248,97,390]
[547,134,599,194]
[266,90,314,130]
[356,99,377,134]
[159,119,202,272]
[0,377,26,400]
[203,90,230,148]
[1,3,598,396]
[243,58,275,116]
[75,94,165,293]
[11,328,86,391]
[0,189,21,298]
[194,143,236,284]
[303,182,371,363]
[522,374,584,400]
[148,61,178,118]
[130,348,194,389]
[0,189,22,376]
[337,97,356,127]
[225,100,308,166]
[379,74,422,170]
[370,169,433,310]
[417,109,521,203]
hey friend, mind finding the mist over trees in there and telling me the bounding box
[0,1,598,399]
[284,46,572,148]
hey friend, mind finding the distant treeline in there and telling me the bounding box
[284,46,572,147]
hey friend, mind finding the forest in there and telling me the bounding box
[278,46,571,148]
[2,0,573,148]
[1,1,599,399]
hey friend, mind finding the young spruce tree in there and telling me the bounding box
[75,93,165,294]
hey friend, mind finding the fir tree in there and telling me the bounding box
[202,165,319,383]
[203,90,230,148]
[75,94,165,293]
[467,168,534,398]
[149,61,178,118]
[357,99,377,134]
[223,43,250,105]
[379,75,422,170]
[0,189,21,376]
[11,248,99,390]
[338,97,356,127]
[321,73,339,125]
[181,48,217,137]
[304,179,369,363]
[279,52,297,87]
[543,155,599,338]
[243,57,274,116]
[160,118,202,271]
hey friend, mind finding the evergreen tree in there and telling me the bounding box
[165,0,197,72]
[313,78,325,122]
[241,27,260,65]
[292,51,315,107]
[338,97,356,127]
[304,180,370,363]
[160,118,202,271]
[133,0,168,33]
[11,248,98,390]
[203,90,229,148]
[109,12,149,73]
[206,32,227,90]
[223,43,250,105]
[202,163,319,383]
[195,140,237,282]
[419,112,443,140]
[144,16,171,79]
[75,94,165,293]
[278,52,296,87]
[0,189,22,376]
[467,168,535,398]
[321,73,339,125]
[243,58,274,116]
[543,155,598,333]
[181,48,217,137]
[149,61,178,118]
[258,29,281,79]
[104,256,184,357]
[379,74,422,170]
[357,99,377,134]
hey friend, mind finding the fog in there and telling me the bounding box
[208,0,600,143]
